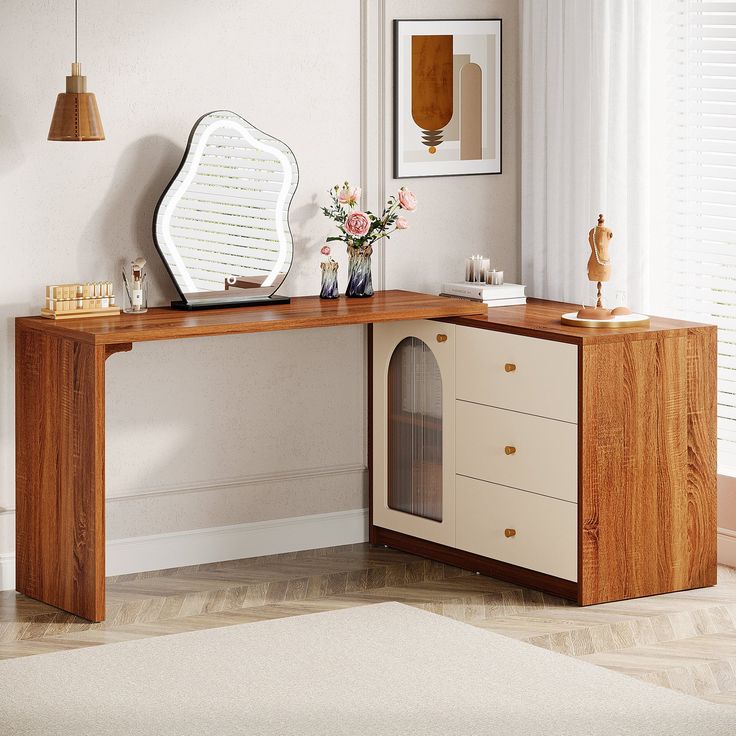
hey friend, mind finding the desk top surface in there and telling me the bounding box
[443,298,715,345]
[16,290,486,346]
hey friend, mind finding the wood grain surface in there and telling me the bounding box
[16,291,484,346]
[3,544,735,704]
[15,324,108,621]
[579,327,717,604]
[443,298,712,345]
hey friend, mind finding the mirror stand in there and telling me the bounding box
[170,294,290,311]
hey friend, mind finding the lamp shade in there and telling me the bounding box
[48,63,104,141]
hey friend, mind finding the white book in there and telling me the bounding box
[440,293,527,307]
[441,281,526,300]
[483,297,527,307]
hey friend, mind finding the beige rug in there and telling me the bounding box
[0,602,732,735]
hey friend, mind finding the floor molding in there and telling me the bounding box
[0,509,368,591]
[718,527,736,568]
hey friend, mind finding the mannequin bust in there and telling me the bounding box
[577,214,630,319]
[587,213,612,283]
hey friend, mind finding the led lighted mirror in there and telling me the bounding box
[153,110,298,309]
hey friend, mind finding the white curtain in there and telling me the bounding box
[521,0,653,311]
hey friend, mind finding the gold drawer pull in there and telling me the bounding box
[504,363,516,372]
[504,528,517,538]
[504,446,516,455]
[436,334,448,343]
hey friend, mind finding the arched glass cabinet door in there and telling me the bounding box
[372,320,455,547]
[387,337,443,521]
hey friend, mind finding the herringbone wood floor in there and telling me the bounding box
[2,544,735,705]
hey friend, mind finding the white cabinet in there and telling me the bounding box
[373,319,578,582]
[372,320,456,546]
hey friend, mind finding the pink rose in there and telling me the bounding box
[337,185,361,207]
[344,211,371,238]
[395,217,409,230]
[398,187,417,211]
[320,245,331,256]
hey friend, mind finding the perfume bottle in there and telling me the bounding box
[123,258,148,313]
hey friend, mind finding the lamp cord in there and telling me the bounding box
[74,0,78,63]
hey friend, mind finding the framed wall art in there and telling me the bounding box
[394,19,502,179]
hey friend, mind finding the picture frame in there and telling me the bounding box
[393,19,502,179]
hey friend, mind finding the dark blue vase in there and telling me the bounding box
[346,245,374,298]
[320,262,339,299]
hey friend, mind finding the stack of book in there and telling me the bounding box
[440,282,527,307]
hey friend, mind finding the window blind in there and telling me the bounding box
[665,0,736,470]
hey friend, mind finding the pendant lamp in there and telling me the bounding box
[48,0,104,141]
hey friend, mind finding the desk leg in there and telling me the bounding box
[15,326,127,622]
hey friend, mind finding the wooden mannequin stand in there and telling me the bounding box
[561,214,650,328]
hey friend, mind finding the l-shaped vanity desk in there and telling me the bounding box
[15,291,717,621]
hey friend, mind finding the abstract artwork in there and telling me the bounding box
[394,19,502,178]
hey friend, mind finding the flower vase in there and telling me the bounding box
[346,245,374,298]
[320,261,339,299]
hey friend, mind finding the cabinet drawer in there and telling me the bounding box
[456,476,578,582]
[456,401,577,503]
[456,326,578,423]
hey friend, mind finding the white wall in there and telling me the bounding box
[380,0,520,291]
[0,0,520,581]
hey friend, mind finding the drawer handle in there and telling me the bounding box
[504,446,516,455]
[436,334,448,343]
[504,528,517,538]
[504,363,516,372]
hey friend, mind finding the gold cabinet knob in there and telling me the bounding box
[504,363,516,372]
[436,334,448,343]
[504,446,516,455]
[504,528,517,538]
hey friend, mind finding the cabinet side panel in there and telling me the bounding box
[580,333,712,604]
[686,326,718,588]
[580,340,625,603]
[15,325,106,621]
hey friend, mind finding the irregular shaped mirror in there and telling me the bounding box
[153,110,298,309]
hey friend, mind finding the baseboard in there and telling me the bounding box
[718,527,736,568]
[0,553,13,593]
[2,520,731,592]
[0,509,368,591]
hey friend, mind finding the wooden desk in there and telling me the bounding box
[15,291,484,621]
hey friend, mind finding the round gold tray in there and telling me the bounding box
[560,312,651,329]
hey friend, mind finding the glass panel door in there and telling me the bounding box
[387,337,443,521]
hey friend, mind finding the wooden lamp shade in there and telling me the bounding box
[48,63,104,141]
